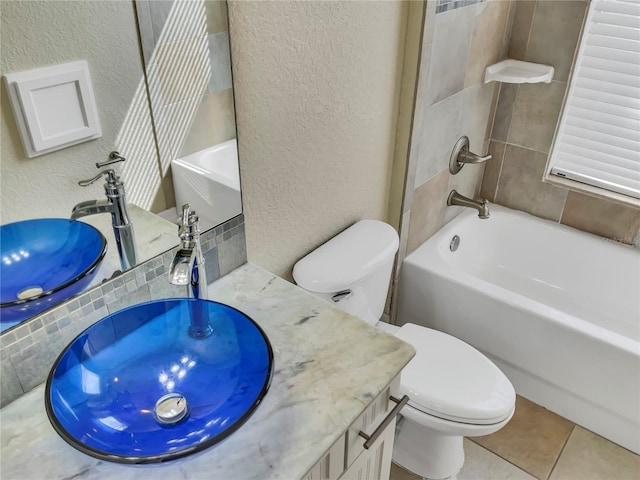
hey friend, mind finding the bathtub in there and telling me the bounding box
[171,139,242,229]
[397,205,640,454]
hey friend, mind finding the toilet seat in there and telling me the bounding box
[395,323,515,425]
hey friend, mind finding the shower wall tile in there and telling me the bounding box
[464,0,511,87]
[424,5,475,106]
[176,89,236,160]
[402,36,433,213]
[525,1,588,82]
[560,192,640,245]
[407,169,450,255]
[495,144,567,221]
[135,0,156,65]
[486,0,636,244]
[507,0,536,60]
[208,32,233,93]
[491,83,517,143]
[415,91,465,188]
[149,0,175,44]
[149,0,205,45]
[155,37,209,105]
[423,1,437,47]
[462,82,498,153]
[206,0,229,34]
[479,140,505,202]
[0,215,246,408]
[507,80,566,154]
[208,89,237,142]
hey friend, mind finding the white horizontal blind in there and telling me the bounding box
[549,0,640,199]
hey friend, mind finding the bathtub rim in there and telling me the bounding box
[403,205,640,353]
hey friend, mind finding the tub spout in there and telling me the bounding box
[447,190,489,219]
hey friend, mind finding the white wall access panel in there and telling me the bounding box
[3,60,102,158]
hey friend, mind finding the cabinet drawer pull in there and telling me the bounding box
[358,395,409,450]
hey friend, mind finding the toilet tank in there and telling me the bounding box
[292,220,399,325]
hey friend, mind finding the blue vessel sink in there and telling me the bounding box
[0,219,107,332]
[45,299,273,464]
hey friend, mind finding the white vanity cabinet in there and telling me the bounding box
[304,376,403,480]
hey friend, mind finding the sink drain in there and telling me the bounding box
[154,393,188,425]
[17,286,44,300]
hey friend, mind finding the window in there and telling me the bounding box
[547,0,640,201]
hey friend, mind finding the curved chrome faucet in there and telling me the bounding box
[169,204,212,339]
[447,190,490,219]
[71,152,138,270]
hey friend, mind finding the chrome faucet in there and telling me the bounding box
[71,152,138,270]
[447,190,490,219]
[169,204,212,338]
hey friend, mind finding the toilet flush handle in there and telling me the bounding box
[331,290,352,302]
[359,395,410,449]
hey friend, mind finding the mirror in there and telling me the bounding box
[0,0,241,332]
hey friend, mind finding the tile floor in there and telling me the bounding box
[390,396,640,480]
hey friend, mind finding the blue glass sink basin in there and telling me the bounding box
[1,219,107,332]
[45,299,273,464]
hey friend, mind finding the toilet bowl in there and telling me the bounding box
[293,219,516,480]
[390,323,514,479]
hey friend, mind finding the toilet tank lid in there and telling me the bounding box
[292,220,399,293]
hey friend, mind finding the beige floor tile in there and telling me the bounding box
[390,439,538,480]
[390,462,422,480]
[471,396,574,480]
[549,426,640,480]
[459,439,538,480]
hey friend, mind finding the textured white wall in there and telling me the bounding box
[1,1,161,224]
[228,0,408,280]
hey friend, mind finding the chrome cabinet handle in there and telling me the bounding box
[358,395,409,450]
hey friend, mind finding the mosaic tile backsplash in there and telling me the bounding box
[436,0,486,14]
[0,215,246,408]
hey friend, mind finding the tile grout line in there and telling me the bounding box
[546,424,576,480]
[467,437,544,480]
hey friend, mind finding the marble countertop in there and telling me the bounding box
[0,263,414,480]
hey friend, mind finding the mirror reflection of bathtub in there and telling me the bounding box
[171,139,242,230]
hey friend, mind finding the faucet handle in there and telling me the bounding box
[449,136,492,174]
[78,168,119,187]
[96,151,126,169]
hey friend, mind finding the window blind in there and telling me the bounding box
[549,0,640,199]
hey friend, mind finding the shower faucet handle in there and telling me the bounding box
[449,136,492,174]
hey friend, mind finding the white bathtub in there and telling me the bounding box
[171,139,242,229]
[397,205,640,453]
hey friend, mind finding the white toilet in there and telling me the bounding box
[293,220,515,480]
